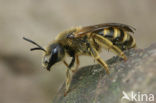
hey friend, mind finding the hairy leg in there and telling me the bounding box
[89,46,110,74]
[63,60,69,68]
[93,34,127,60]
[72,55,80,73]
[64,68,71,96]
[86,40,110,74]
[63,56,75,96]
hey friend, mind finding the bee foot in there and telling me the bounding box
[72,69,77,73]
[64,89,70,97]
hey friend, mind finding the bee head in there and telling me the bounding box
[43,43,65,71]
[23,37,65,71]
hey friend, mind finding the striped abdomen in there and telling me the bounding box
[95,27,136,50]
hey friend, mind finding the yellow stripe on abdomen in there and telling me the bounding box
[113,28,118,39]
[103,28,109,36]
[122,31,128,42]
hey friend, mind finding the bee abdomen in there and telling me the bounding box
[95,27,136,50]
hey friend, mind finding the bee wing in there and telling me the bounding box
[74,23,136,37]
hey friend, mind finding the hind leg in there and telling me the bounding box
[92,34,127,61]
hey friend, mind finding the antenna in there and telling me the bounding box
[23,37,46,52]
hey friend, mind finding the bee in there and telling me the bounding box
[23,23,136,96]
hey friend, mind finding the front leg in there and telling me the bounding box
[63,56,75,69]
[63,56,75,96]
[64,68,71,96]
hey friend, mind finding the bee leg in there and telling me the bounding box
[63,60,69,68]
[63,56,75,96]
[63,60,71,96]
[64,68,71,96]
[72,55,80,73]
[111,44,127,61]
[64,58,79,73]
[63,56,76,69]
[87,42,110,74]
[75,55,80,71]
[68,56,75,68]
[93,34,127,61]
[96,57,110,74]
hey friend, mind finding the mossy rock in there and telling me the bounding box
[52,43,156,103]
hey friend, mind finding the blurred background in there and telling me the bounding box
[0,0,156,103]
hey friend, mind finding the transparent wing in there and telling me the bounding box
[74,23,135,37]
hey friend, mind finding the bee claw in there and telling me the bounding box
[64,89,70,97]
[64,92,67,97]
[123,55,128,61]
[71,69,77,73]
[106,70,110,74]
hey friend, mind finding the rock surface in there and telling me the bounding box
[52,43,156,103]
